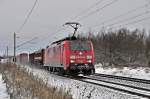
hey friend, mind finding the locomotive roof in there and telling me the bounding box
[51,36,77,44]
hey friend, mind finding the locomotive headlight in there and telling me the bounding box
[70,55,75,59]
[87,55,92,59]
[70,60,75,63]
[87,60,92,63]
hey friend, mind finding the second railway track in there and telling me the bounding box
[94,73,150,84]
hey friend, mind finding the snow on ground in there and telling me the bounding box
[0,74,9,99]
[21,65,146,99]
[95,63,150,80]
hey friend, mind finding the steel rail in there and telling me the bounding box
[94,73,150,84]
[75,76,150,98]
[55,73,150,98]
[83,75,150,91]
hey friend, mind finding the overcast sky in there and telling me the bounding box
[0,0,150,56]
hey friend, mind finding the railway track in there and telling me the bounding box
[62,74,150,98]
[94,73,150,84]
[75,74,150,98]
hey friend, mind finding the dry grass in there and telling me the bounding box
[1,63,72,99]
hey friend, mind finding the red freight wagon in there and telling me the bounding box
[17,53,28,64]
[34,49,45,65]
[29,53,34,65]
[29,49,45,65]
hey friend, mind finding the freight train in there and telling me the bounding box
[28,36,95,75]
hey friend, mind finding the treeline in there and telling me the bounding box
[80,28,150,67]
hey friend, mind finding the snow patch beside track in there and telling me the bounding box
[95,63,150,80]
[0,74,9,99]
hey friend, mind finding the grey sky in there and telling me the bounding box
[0,0,150,56]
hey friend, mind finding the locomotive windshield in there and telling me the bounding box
[70,41,91,51]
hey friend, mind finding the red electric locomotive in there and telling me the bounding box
[43,22,95,75]
[44,36,95,75]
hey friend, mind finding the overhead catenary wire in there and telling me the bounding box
[14,0,38,54]
[70,0,104,21]
[99,15,150,29]
[23,26,67,52]
[100,10,150,28]
[119,15,150,27]
[35,27,66,46]
[17,0,38,33]
[16,37,38,48]
[76,0,119,21]
[91,4,149,28]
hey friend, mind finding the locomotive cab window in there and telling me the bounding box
[70,41,91,51]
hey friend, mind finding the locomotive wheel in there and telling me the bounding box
[70,70,78,76]
[50,67,53,72]
[52,67,57,72]
[91,69,95,75]
[47,66,49,71]
[64,70,71,75]
[52,67,54,72]
[44,66,49,71]
[59,68,65,75]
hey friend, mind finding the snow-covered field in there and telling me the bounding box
[21,65,146,99]
[0,74,9,99]
[95,63,150,80]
